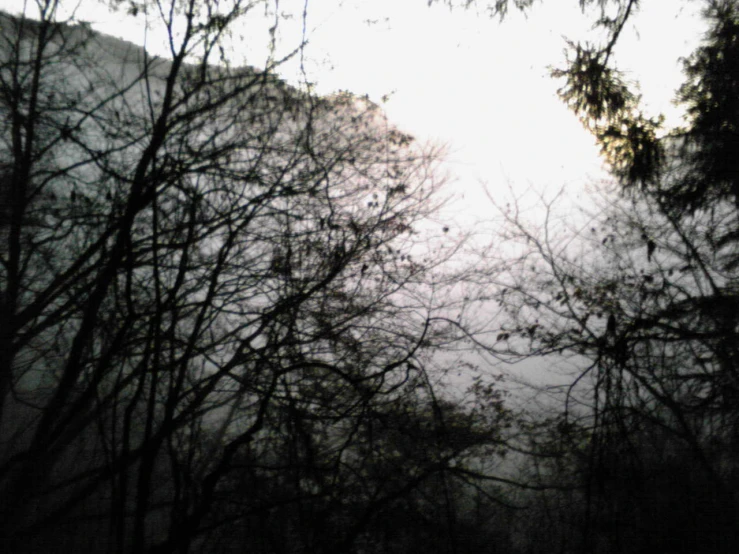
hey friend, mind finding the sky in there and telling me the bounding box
[0,0,710,398]
[0,0,706,225]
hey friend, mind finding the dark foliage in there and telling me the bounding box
[0,2,514,553]
[474,1,739,552]
[674,1,739,211]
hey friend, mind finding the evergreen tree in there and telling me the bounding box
[476,1,739,552]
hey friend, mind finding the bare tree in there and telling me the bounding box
[472,3,739,552]
[0,2,508,552]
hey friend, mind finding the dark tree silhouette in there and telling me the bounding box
[0,2,513,553]
[464,1,739,552]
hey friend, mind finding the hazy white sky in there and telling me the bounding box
[1,0,705,220]
[0,0,709,395]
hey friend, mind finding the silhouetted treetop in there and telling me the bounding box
[673,1,739,211]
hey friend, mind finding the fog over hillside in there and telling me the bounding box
[0,7,515,554]
[5,2,739,554]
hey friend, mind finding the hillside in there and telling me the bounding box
[0,7,514,554]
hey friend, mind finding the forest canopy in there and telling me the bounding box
[2,1,739,553]
[474,1,739,552]
[0,2,511,553]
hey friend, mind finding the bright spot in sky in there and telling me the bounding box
[0,0,705,223]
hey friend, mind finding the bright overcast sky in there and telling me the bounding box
[1,0,706,221]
